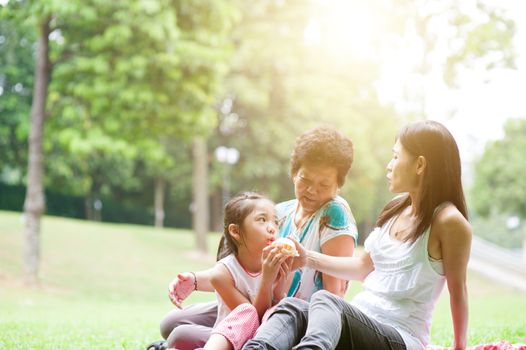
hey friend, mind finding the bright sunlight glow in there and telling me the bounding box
[303,0,379,59]
[302,0,526,178]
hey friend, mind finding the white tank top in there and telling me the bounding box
[214,254,262,327]
[351,214,445,350]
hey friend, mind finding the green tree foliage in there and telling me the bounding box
[208,0,516,235]
[0,10,33,183]
[48,0,236,140]
[45,127,139,219]
[38,0,235,222]
[0,0,237,281]
[207,1,402,234]
[0,0,518,238]
[471,118,526,218]
[445,2,516,87]
[1,0,236,227]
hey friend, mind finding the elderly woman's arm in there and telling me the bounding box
[437,207,472,350]
[320,235,356,296]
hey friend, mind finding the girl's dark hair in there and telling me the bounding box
[376,120,468,242]
[216,192,272,260]
[290,126,354,187]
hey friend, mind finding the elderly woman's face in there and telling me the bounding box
[293,163,339,214]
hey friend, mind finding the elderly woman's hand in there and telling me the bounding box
[288,236,307,271]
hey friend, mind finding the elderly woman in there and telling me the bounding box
[242,120,472,350]
[147,126,359,350]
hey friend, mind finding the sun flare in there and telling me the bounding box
[304,0,380,59]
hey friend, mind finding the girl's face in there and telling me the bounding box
[293,163,339,215]
[386,140,420,193]
[240,199,278,254]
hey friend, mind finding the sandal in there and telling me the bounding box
[146,340,167,350]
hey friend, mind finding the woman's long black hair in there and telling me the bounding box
[376,120,468,242]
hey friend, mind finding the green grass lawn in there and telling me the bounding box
[1,210,525,349]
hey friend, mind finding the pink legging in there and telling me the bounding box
[211,303,276,350]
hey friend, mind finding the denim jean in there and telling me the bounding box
[243,290,407,350]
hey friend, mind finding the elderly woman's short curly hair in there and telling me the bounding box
[290,126,354,187]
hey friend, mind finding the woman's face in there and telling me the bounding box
[386,139,420,193]
[293,163,339,215]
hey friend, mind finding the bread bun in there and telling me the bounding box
[271,237,299,257]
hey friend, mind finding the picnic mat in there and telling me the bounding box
[427,341,526,350]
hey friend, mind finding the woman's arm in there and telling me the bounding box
[436,207,472,350]
[320,235,356,296]
[292,237,373,282]
[306,249,374,282]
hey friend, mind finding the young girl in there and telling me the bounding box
[165,192,292,350]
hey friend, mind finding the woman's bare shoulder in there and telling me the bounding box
[433,204,472,241]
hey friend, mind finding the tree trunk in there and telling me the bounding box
[86,181,102,221]
[192,137,208,254]
[85,196,93,221]
[23,18,51,286]
[211,189,223,232]
[154,177,166,228]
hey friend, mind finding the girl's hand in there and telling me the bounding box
[261,245,289,283]
[277,256,293,281]
[168,272,195,308]
[289,236,307,271]
[272,257,293,302]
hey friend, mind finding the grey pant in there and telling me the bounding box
[243,290,407,350]
[159,301,218,350]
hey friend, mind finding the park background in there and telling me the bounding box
[1,0,526,349]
